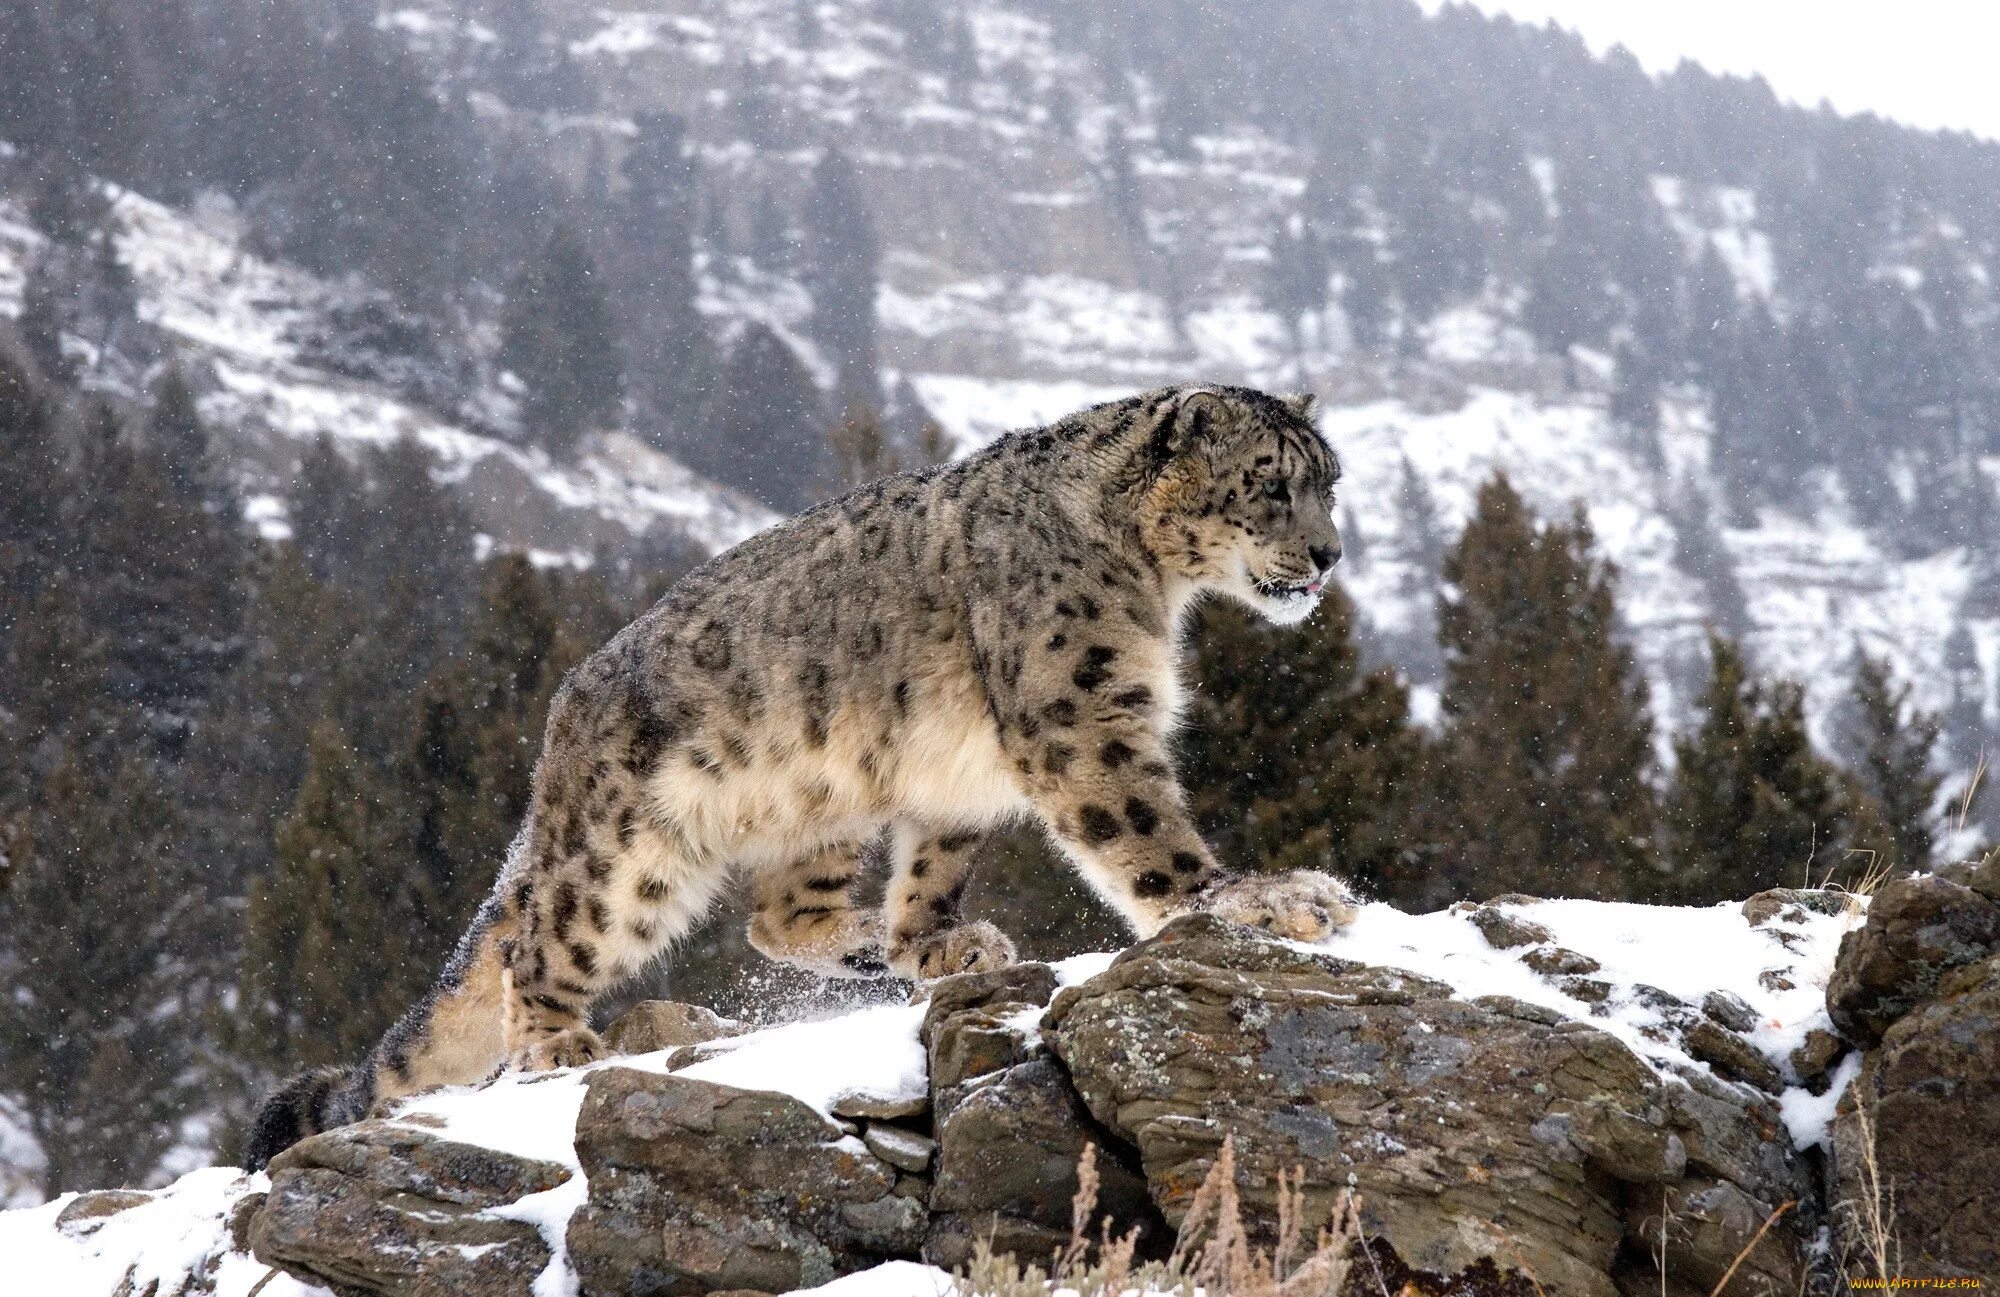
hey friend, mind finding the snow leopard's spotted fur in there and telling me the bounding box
[245,384,1354,1168]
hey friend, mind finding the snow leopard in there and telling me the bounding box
[244,383,1356,1168]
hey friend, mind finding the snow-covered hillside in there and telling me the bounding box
[0,894,1865,1296]
[0,188,775,564]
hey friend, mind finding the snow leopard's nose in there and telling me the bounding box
[1309,542,1340,573]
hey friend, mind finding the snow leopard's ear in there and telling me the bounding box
[1173,386,1230,443]
[1146,387,1231,467]
[1282,391,1320,423]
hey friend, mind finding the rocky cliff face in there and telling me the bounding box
[13,885,1995,1296]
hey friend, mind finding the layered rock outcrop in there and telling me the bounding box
[1828,862,2000,1284]
[1043,915,1816,1296]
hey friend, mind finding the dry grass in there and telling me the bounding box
[969,1142,1808,1297]
[960,1139,1381,1297]
[1833,1096,1900,1289]
[1620,1192,1801,1297]
[1953,751,1987,839]
[1811,845,1893,917]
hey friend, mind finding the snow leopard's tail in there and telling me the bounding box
[242,1063,373,1171]
[240,893,514,1171]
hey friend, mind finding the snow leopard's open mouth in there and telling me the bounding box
[1255,577,1324,604]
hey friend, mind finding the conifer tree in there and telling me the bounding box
[501,225,623,451]
[1943,620,1986,758]
[0,352,65,653]
[0,734,197,1194]
[1177,586,1422,902]
[0,3,64,158]
[1610,339,1662,467]
[241,721,410,1072]
[365,436,477,655]
[1663,635,1853,903]
[1670,487,1750,640]
[801,147,882,409]
[694,323,830,511]
[1422,473,1657,903]
[399,556,589,972]
[621,109,712,428]
[1840,649,1944,876]
[146,365,211,501]
[75,399,242,714]
[290,434,375,586]
[826,403,902,494]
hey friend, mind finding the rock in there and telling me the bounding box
[1700,990,1757,1033]
[249,1123,566,1297]
[925,1058,1155,1269]
[829,1092,928,1121]
[603,1000,743,1055]
[1831,953,2000,1281]
[1789,1029,1844,1091]
[918,961,1155,1269]
[1741,887,1850,927]
[863,1124,936,1174]
[1468,903,1554,949]
[56,1190,153,1236]
[920,962,1058,1110]
[1679,1020,1784,1095]
[567,1068,925,1296]
[1827,873,2000,1046]
[1520,945,1602,976]
[1624,1178,1800,1297]
[921,963,1060,1040]
[1470,994,1563,1025]
[1934,852,2000,903]
[1044,914,1812,1297]
[1561,975,1613,1003]
[1632,984,1694,1019]
[921,1214,1070,1275]
[266,1120,571,1204]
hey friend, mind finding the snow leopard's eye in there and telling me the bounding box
[1263,480,1290,504]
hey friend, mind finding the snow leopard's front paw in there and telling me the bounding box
[510,1026,605,1072]
[1196,870,1359,942]
[889,921,1018,981]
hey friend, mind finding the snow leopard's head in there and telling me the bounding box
[1137,385,1342,626]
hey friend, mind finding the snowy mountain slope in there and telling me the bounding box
[0,189,775,562]
[0,894,1864,1296]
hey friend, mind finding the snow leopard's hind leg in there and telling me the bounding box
[496,676,734,1072]
[748,840,892,978]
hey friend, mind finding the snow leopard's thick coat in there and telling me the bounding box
[245,384,1354,1167]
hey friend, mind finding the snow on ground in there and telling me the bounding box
[1315,895,1864,1146]
[1652,176,1776,303]
[0,1167,330,1297]
[0,896,1861,1297]
[791,1259,958,1297]
[674,1001,929,1111]
[0,196,45,319]
[0,1097,42,1209]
